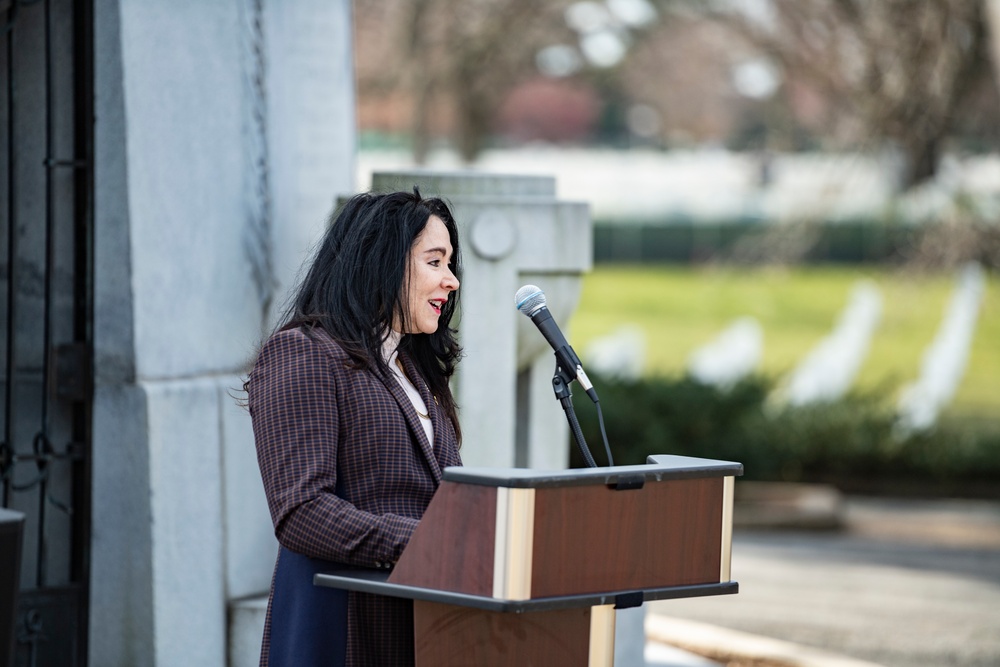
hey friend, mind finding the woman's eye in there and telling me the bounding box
[429,260,441,267]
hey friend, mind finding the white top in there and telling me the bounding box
[383,331,434,446]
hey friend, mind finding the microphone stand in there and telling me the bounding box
[551,360,598,468]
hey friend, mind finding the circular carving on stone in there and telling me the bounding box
[469,209,517,260]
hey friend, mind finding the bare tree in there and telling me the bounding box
[684,0,996,189]
[356,0,998,174]
[617,15,757,146]
[355,0,577,163]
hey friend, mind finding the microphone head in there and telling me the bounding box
[514,284,546,317]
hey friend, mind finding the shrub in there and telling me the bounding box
[570,373,1000,497]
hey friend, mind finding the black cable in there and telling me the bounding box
[562,398,597,468]
[595,400,614,467]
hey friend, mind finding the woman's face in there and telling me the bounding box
[399,215,460,334]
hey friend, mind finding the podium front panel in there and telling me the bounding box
[530,476,724,597]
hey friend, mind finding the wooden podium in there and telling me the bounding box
[314,454,742,666]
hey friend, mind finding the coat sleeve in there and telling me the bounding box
[249,329,419,568]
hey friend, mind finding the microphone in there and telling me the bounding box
[515,285,598,402]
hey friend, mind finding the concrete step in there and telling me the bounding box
[229,595,267,667]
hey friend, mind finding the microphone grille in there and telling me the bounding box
[515,284,546,316]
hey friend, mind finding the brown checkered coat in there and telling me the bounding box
[248,325,462,666]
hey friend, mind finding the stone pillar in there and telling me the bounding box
[91,1,356,665]
[370,172,592,469]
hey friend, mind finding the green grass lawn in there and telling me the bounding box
[569,265,999,420]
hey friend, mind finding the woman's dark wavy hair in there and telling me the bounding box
[277,188,463,441]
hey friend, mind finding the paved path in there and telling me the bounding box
[649,496,1000,667]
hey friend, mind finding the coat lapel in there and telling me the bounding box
[380,354,443,483]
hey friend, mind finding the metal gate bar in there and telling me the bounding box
[1,0,92,665]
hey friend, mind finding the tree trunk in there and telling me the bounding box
[411,82,433,165]
[456,101,490,164]
[404,0,436,165]
[986,0,1000,92]
[452,66,493,163]
[900,135,941,189]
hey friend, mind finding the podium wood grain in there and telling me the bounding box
[531,476,723,596]
[391,481,498,596]
[413,601,594,667]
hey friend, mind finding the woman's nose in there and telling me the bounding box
[443,269,459,291]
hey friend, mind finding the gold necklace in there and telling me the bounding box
[395,358,431,420]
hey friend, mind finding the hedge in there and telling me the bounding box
[569,373,1000,497]
[592,220,924,264]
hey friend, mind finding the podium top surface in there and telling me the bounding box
[443,454,742,488]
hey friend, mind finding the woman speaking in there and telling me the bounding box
[246,189,463,666]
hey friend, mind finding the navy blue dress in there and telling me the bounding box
[267,547,348,667]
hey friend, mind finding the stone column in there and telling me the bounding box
[91,1,356,665]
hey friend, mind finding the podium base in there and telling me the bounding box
[414,601,615,667]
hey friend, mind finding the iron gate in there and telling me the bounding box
[1,0,93,665]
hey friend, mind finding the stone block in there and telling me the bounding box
[144,378,227,666]
[90,383,154,667]
[229,595,267,667]
[119,0,263,379]
[266,0,357,328]
[220,376,277,599]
